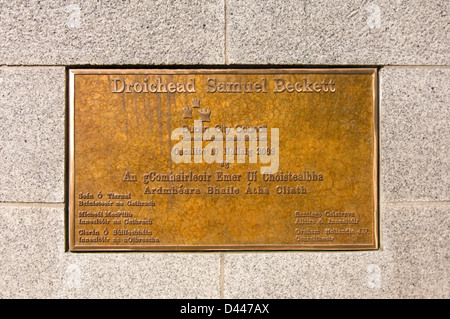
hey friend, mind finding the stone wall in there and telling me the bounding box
[0,0,448,298]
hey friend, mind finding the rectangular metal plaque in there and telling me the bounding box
[69,68,378,251]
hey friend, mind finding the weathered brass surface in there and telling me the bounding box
[69,69,378,251]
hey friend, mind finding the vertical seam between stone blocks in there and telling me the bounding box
[219,253,225,298]
[224,0,229,65]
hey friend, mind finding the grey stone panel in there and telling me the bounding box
[226,0,449,65]
[0,1,225,65]
[223,204,449,298]
[0,206,221,298]
[380,67,449,202]
[0,67,65,203]
[381,204,449,298]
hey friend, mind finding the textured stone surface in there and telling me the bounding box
[0,204,447,298]
[0,67,65,203]
[0,0,225,65]
[381,204,449,298]
[381,67,450,202]
[0,206,221,298]
[227,0,449,65]
[223,204,449,298]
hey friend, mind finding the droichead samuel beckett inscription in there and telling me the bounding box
[69,69,378,251]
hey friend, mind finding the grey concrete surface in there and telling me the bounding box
[0,67,65,203]
[226,0,449,65]
[0,0,225,65]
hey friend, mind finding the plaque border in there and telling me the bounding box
[68,68,379,252]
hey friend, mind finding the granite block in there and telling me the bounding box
[0,206,221,298]
[0,67,65,203]
[0,0,225,65]
[223,252,396,298]
[223,204,449,298]
[380,67,449,202]
[227,0,449,65]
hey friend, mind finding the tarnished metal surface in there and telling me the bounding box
[69,69,378,251]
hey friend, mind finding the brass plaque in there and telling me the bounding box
[68,68,378,251]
